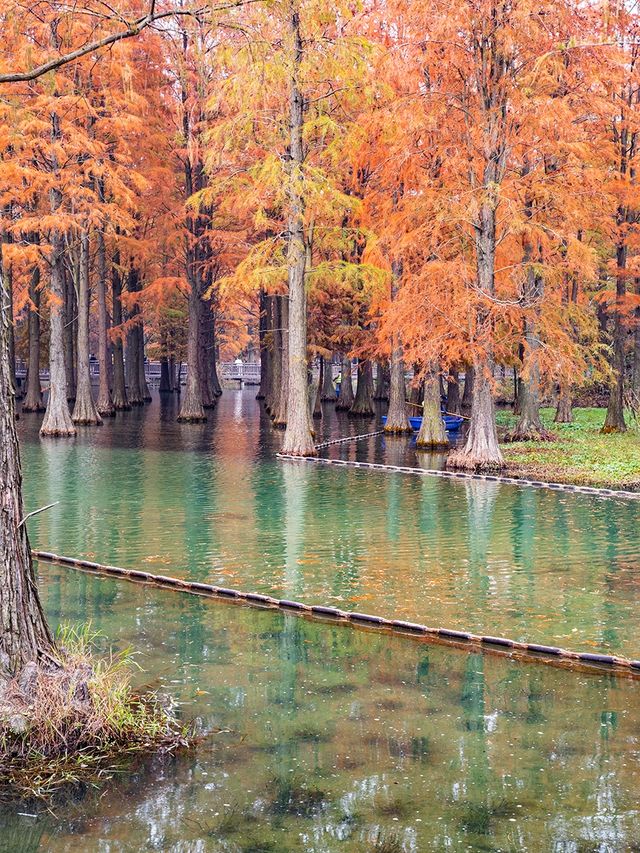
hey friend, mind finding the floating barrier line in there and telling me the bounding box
[314,430,384,450]
[277,452,640,501]
[32,550,640,680]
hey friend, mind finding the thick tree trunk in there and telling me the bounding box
[372,361,388,401]
[448,196,503,470]
[72,231,102,425]
[199,301,215,409]
[125,265,144,406]
[603,239,627,433]
[178,274,206,422]
[1,249,55,673]
[320,356,336,400]
[111,255,129,410]
[210,318,222,398]
[256,289,271,401]
[41,220,76,436]
[95,228,114,417]
[335,356,354,410]
[384,339,411,433]
[416,365,448,449]
[554,383,573,423]
[282,3,315,456]
[349,360,375,417]
[23,265,44,412]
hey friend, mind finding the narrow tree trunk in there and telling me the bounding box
[138,321,151,403]
[23,265,44,412]
[416,365,448,449]
[461,365,474,415]
[199,301,215,409]
[1,247,55,673]
[282,2,315,456]
[159,356,172,393]
[320,356,336,401]
[178,273,206,422]
[273,295,290,428]
[5,262,20,400]
[72,231,101,425]
[63,266,76,403]
[603,238,627,433]
[446,368,461,415]
[125,265,144,406]
[256,289,271,400]
[384,333,411,433]
[349,360,375,417]
[210,317,222,398]
[312,359,323,419]
[111,254,129,410]
[554,383,573,423]
[373,361,388,401]
[267,296,282,415]
[95,227,114,416]
[335,355,354,410]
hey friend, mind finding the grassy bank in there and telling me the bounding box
[0,626,190,804]
[495,408,640,489]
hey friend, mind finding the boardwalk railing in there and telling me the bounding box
[15,360,263,386]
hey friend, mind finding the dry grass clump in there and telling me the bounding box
[0,625,190,803]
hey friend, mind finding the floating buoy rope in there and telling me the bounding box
[32,550,640,680]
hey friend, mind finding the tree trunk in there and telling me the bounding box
[1,246,55,674]
[267,296,281,415]
[554,383,573,423]
[273,297,290,428]
[335,355,354,410]
[461,366,474,415]
[95,227,114,416]
[5,262,20,400]
[603,238,627,433]
[23,264,44,412]
[63,266,76,403]
[349,359,375,417]
[312,359,323,419]
[72,231,102,425]
[125,265,144,406]
[159,356,172,393]
[384,337,411,433]
[320,356,336,401]
[373,360,388,401]
[282,3,315,456]
[416,365,448,449]
[177,273,206,422]
[446,368,461,415]
[111,254,129,410]
[210,316,222,398]
[256,289,271,401]
[199,300,215,409]
[448,195,503,470]
[138,321,151,403]
[41,142,76,439]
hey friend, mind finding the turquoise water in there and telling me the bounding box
[2,391,639,851]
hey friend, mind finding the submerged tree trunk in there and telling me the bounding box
[349,360,375,417]
[159,356,172,393]
[138,322,151,403]
[23,265,44,412]
[448,196,504,470]
[1,247,55,674]
[312,359,323,419]
[210,317,222,398]
[335,356,354,410]
[461,366,474,415]
[446,368,461,415]
[373,361,389,401]
[41,143,76,441]
[603,237,627,433]
[267,296,282,415]
[95,227,114,417]
[256,290,271,401]
[72,231,102,426]
[416,365,448,449]
[273,298,290,429]
[384,327,411,433]
[320,356,336,401]
[111,254,129,410]
[178,273,206,422]
[199,301,215,409]
[282,3,315,456]
[125,265,144,406]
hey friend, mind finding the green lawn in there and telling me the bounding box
[495,408,640,489]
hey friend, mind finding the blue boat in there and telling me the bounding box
[381,414,464,432]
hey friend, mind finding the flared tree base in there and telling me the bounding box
[446,450,505,472]
[21,404,46,413]
[417,439,449,449]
